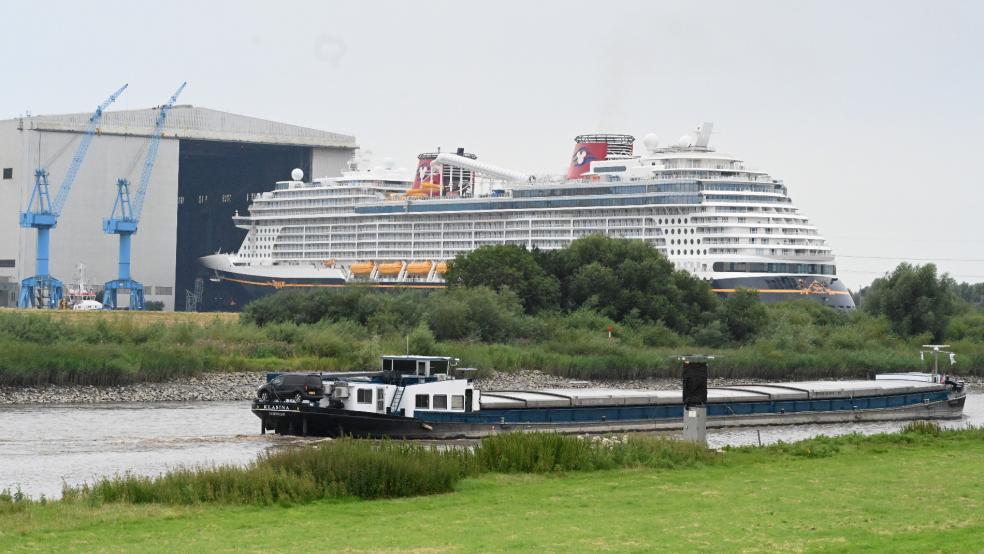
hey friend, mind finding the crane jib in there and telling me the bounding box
[102,82,187,311]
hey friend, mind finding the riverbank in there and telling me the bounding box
[0,370,701,404]
[2,427,982,551]
[1,307,981,388]
[2,368,980,405]
[0,371,266,404]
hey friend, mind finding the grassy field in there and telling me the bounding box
[0,307,238,326]
[2,428,982,552]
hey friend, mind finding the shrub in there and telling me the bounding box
[407,322,437,355]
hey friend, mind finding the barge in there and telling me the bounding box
[252,355,967,439]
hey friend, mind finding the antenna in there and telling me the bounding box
[920,344,954,382]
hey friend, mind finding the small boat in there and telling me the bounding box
[376,262,403,276]
[252,355,968,439]
[406,261,433,276]
[349,262,374,276]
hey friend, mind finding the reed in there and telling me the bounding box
[476,432,717,473]
[58,433,719,507]
[64,438,470,506]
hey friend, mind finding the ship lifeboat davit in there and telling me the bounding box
[377,262,403,276]
[406,261,433,276]
[436,262,448,274]
[350,262,374,276]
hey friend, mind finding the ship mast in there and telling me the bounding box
[921,344,954,382]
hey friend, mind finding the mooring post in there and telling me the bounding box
[680,355,709,446]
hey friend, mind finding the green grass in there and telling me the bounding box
[51,434,710,506]
[1,428,983,552]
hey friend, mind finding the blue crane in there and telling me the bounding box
[102,82,186,310]
[18,84,129,309]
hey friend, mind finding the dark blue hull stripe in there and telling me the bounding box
[415,391,949,425]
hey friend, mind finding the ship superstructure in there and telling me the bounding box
[201,123,854,308]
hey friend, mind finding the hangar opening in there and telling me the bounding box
[176,140,312,312]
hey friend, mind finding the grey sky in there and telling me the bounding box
[2,0,981,290]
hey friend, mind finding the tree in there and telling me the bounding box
[861,263,958,341]
[719,288,768,342]
[538,235,718,334]
[954,282,984,311]
[444,245,560,313]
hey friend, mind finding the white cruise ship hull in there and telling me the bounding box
[200,254,444,291]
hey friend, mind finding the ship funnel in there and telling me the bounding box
[567,134,635,179]
[412,153,438,194]
[409,150,486,197]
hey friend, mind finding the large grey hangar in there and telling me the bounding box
[0,106,356,310]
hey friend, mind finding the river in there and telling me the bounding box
[2,393,982,499]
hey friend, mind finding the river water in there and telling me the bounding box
[2,394,982,499]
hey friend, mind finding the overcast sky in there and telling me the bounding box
[2,0,981,290]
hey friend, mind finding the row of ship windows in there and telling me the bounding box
[275,230,659,243]
[257,208,700,225]
[260,230,818,248]
[278,217,689,231]
[275,219,657,234]
[178,195,235,205]
[670,249,708,256]
[253,210,801,230]
[713,262,837,275]
[354,195,704,215]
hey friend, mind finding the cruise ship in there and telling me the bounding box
[201,123,855,308]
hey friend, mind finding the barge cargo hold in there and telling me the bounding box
[252,356,968,439]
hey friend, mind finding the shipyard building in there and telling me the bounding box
[0,107,356,310]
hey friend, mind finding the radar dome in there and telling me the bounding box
[677,135,693,147]
[383,157,395,169]
[642,133,660,152]
[291,168,304,181]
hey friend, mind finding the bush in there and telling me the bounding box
[719,288,768,343]
[407,322,437,354]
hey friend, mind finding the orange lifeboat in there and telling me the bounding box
[406,261,433,276]
[350,262,374,276]
[377,262,403,276]
[436,262,449,274]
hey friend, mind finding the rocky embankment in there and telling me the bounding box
[0,372,267,405]
[1,369,977,405]
[0,369,761,405]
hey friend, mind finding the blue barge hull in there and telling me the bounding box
[253,388,966,440]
